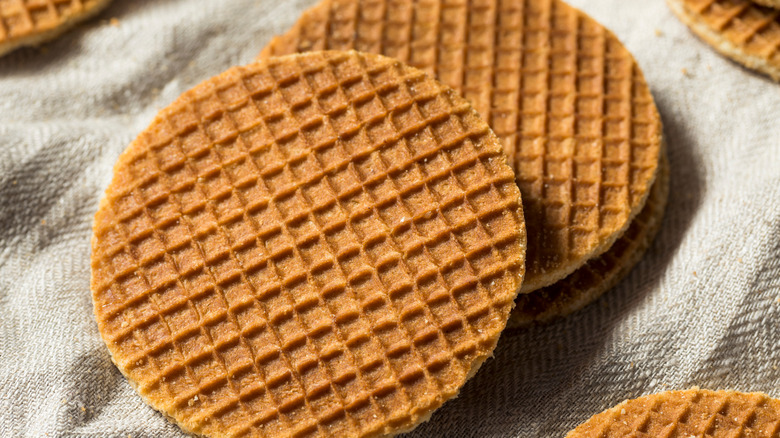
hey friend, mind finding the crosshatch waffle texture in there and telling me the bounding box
[566,389,780,437]
[260,0,664,293]
[509,152,669,328]
[667,0,780,81]
[91,50,526,437]
[0,0,112,56]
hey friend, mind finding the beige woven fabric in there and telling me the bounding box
[1,0,779,437]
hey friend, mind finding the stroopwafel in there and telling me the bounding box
[566,388,780,437]
[260,0,664,294]
[91,50,526,437]
[668,0,780,81]
[0,0,113,57]
[509,151,669,328]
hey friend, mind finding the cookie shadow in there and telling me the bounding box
[58,348,123,429]
[692,210,780,392]
[405,99,705,437]
[622,93,705,305]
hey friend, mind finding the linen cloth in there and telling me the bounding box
[1,0,779,436]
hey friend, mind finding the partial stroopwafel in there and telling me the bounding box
[508,151,669,328]
[667,0,780,81]
[566,388,780,437]
[0,0,113,57]
[91,50,526,437]
[260,0,664,293]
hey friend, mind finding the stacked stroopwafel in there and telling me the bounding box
[0,0,113,57]
[511,154,669,327]
[92,1,673,436]
[260,0,666,326]
[566,388,780,437]
[91,50,526,437]
[668,0,780,81]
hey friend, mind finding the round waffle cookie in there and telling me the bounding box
[566,388,780,437]
[260,0,664,293]
[667,0,780,81]
[0,0,113,57]
[508,152,669,328]
[91,51,526,437]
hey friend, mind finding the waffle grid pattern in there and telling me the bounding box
[0,0,99,42]
[92,51,525,437]
[566,389,780,437]
[681,0,780,64]
[260,0,663,292]
[509,154,669,328]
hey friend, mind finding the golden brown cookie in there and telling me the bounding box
[91,50,526,438]
[566,388,780,437]
[667,0,780,81]
[0,0,113,57]
[260,0,664,293]
[509,152,669,328]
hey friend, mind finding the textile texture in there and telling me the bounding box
[1,0,778,437]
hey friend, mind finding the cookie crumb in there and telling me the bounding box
[681,68,690,77]
[654,29,663,37]
[110,18,120,27]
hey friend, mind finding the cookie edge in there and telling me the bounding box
[0,0,114,58]
[667,0,780,81]
[565,387,779,437]
[508,144,669,328]
[91,50,527,438]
